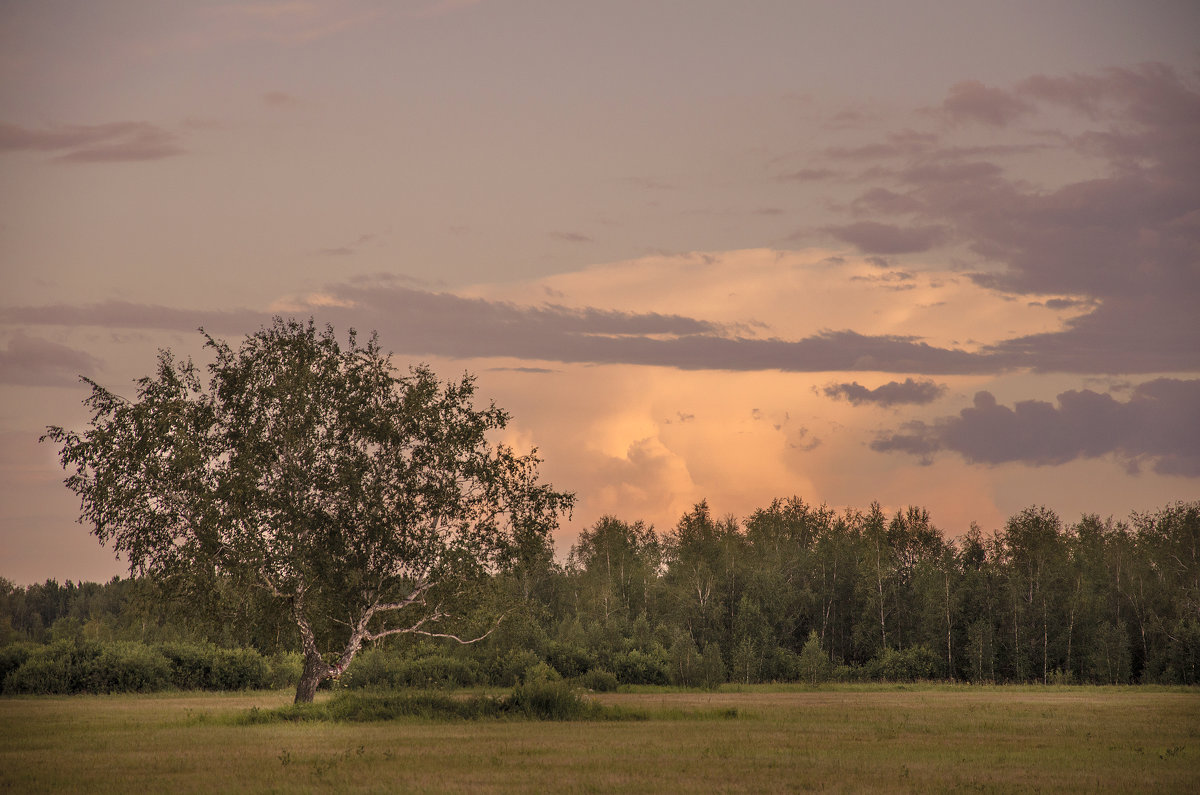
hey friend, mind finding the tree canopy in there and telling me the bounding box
[44,318,573,701]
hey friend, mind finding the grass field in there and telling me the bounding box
[3,685,1197,793]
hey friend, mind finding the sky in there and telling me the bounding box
[1,0,1198,585]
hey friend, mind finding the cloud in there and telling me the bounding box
[940,80,1033,127]
[850,188,922,215]
[826,130,938,161]
[824,221,946,254]
[551,231,593,243]
[0,121,185,162]
[831,63,1200,374]
[0,302,265,334]
[2,283,1004,375]
[0,334,101,386]
[317,233,374,257]
[823,378,947,407]
[870,379,1200,476]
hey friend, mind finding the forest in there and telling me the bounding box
[3,497,1197,694]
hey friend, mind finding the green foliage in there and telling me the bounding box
[611,646,670,685]
[577,668,619,692]
[43,318,573,703]
[866,645,942,682]
[0,642,36,685]
[486,648,544,687]
[243,681,616,723]
[85,642,172,693]
[700,641,725,689]
[507,678,600,720]
[1,639,283,695]
[798,631,833,686]
[7,496,1200,690]
[267,652,303,689]
[545,641,595,679]
[667,634,702,687]
[340,647,483,689]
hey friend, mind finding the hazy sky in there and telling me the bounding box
[2,1,1198,584]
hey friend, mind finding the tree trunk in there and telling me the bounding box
[295,649,328,703]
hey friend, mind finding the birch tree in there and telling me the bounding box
[44,318,573,702]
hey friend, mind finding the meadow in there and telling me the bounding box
[2,685,1198,793]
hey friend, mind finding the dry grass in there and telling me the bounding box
[3,685,1197,793]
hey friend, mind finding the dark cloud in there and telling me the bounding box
[848,269,915,290]
[850,188,922,215]
[0,302,265,335]
[870,379,1200,476]
[0,121,185,162]
[940,80,1033,126]
[835,63,1200,374]
[823,378,946,407]
[551,231,593,243]
[2,285,1003,375]
[0,334,101,386]
[825,221,946,254]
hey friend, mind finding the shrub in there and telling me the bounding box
[211,647,269,690]
[3,641,83,694]
[866,645,941,682]
[545,641,594,679]
[342,648,482,690]
[487,648,543,687]
[160,642,216,690]
[577,668,618,692]
[85,642,171,693]
[0,643,37,690]
[611,647,670,685]
[267,652,303,689]
[506,678,599,720]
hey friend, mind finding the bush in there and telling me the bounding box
[611,647,670,685]
[85,642,171,693]
[506,678,599,720]
[486,648,543,687]
[5,640,173,694]
[577,668,618,692]
[0,643,37,690]
[521,660,561,684]
[866,645,941,682]
[211,647,269,690]
[545,641,594,679]
[3,641,84,694]
[160,642,216,690]
[267,652,303,689]
[342,648,482,690]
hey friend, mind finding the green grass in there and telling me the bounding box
[3,685,1198,792]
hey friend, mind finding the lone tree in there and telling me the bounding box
[44,318,573,702]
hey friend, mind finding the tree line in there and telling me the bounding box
[21,320,1200,697]
[4,497,1197,689]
